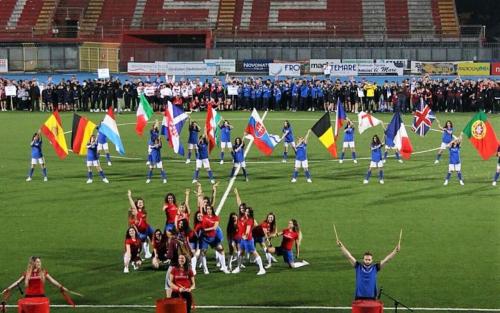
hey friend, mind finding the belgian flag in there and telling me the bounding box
[311,112,337,158]
[71,114,96,155]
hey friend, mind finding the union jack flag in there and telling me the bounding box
[411,105,435,136]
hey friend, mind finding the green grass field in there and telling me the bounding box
[0,111,499,313]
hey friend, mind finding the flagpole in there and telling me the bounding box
[215,110,268,216]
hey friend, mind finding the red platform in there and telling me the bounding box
[17,297,50,313]
[352,300,384,313]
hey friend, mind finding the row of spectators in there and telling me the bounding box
[0,75,499,113]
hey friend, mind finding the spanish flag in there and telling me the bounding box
[311,112,337,158]
[40,111,68,159]
[71,114,97,155]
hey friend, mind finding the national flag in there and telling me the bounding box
[60,290,76,307]
[71,114,97,155]
[358,111,382,134]
[245,108,281,155]
[335,98,347,137]
[205,101,222,153]
[385,112,413,159]
[40,111,68,159]
[411,105,435,136]
[311,112,337,158]
[462,111,499,160]
[136,93,154,136]
[98,107,125,155]
[163,101,189,155]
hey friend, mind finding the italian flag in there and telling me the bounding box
[136,93,154,136]
[205,101,222,153]
[462,111,499,160]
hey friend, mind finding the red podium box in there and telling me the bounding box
[352,300,384,313]
[17,297,50,313]
[155,298,187,313]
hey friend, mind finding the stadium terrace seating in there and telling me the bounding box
[436,0,459,36]
[385,0,410,38]
[0,0,18,29]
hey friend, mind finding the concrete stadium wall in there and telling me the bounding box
[0,45,79,72]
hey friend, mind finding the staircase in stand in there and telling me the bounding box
[217,0,236,32]
[79,0,104,36]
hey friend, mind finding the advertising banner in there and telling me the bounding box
[457,62,491,76]
[329,63,358,76]
[375,59,408,69]
[127,62,157,74]
[309,59,341,73]
[204,59,236,73]
[242,59,273,72]
[268,63,301,76]
[491,62,500,76]
[156,62,216,76]
[358,63,403,76]
[411,61,457,75]
[0,59,7,73]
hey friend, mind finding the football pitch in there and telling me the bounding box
[0,111,499,313]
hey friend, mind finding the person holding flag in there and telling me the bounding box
[98,107,126,158]
[358,111,382,134]
[291,129,312,183]
[434,120,454,164]
[383,131,403,164]
[40,110,68,160]
[26,131,48,182]
[339,119,357,164]
[192,134,216,184]
[162,100,189,156]
[96,127,112,166]
[219,120,233,165]
[444,136,464,186]
[186,120,200,164]
[364,134,385,184]
[492,145,500,186]
[146,137,167,184]
[383,112,413,163]
[146,120,160,166]
[282,120,295,163]
[230,136,248,181]
[86,135,109,184]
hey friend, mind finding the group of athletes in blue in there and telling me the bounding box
[26,117,500,186]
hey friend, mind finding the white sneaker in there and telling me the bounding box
[443,180,449,186]
[26,177,32,182]
[459,180,464,186]
[240,264,246,269]
[185,159,191,164]
[379,180,384,184]
[102,178,109,183]
[43,177,48,182]
[210,179,216,184]
[265,264,272,269]
[306,178,312,183]
[163,179,167,184]
[220,160,224,165]
[192,179,198,184]
[221,267,230,274]
[144,251,152,259]
[302,260,310,265]
[203,269,209,275]
[363,179,369,184]
[282,159,287,163]
[383,159,387,163]
[123,267,129,273]
[353,160,358,164]
[434,160,439,164]
[339,159,343,164]
[107,162,112,166]
[291,178,297,183]
[493,181,497,186]
[271,256,278,263]
[86,179,93,184]
[398,159,403,164]
[257,269,266,275]
[146,179,151,184]
[231,267,240,274]
[132,262,138,270]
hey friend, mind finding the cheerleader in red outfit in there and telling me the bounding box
[169,255,196,313]
[266,219,309,269]
[123,227,142,273]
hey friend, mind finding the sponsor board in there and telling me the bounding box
[242,59,273,72]
[156,62,217,75]
[204,59,236,73]
[329,63,358,76]
[268,63,301,76]
[411,61,457,75]
[127,62,158,74]
[358,63,403,76]
[0,59,7,73]
[491,62,500,75]
[309,59,341,73]
[457,62,491,76]
[375,59,408,69]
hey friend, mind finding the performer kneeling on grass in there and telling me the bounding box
[291,129,312,183]
[152,229,168,269]
[265,219,309,269]
[86,135,109,184]
[336,239,400,300]
[26,131,48,182]
[169,255,196,313]
[444,136,464,186]
[364,135,385,185]
[123,227,142,273]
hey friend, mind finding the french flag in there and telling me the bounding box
[162,101,188,156]
[335,98,347,137]
[245,108,281,156]
[385,112,413,159]
[98,107,125,155]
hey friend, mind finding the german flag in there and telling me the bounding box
[71,114,96,155]
[311,112,337,158]
[40,111,68,159]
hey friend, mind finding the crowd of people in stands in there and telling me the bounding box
[0,75,499,113]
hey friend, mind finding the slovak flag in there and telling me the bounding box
[98,107,125,155]
[335,98,347,137]
[385,112,413,159]
[162,101,188,155]
[245,108,281,156]
[411,105,435,136]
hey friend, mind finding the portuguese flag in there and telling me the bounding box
[136,93,154,136]
[462,111,499,160]
[40,110,68,159]
[71,114,97,155]
[311,112,337,158]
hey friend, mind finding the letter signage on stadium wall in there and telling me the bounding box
[309,59,341,73]
[457,62,491,76]
[242,59,273,72]
[375,59,408,69]
[491,63,500,75]
[329,63,358,76]
[358,63,403,76]
[268,63,301,76]
[204,59,236,73]
[156,62,217,76]
[410,61,458,75]
[0,59,7,73]
[127,62,158,74]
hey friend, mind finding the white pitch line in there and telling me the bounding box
[215,110,268,215]
[5,304,500,311]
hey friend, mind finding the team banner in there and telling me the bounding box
[242,59,273,72]
[411,61,458,75]
[329,63,358,76]
[204,59,236,73]
[309,59,341,73]
[268,63,301,76]
[0,59,7,73]
[491,62,500,76]
[357,63,403,76]
[457,62,491,76]
[375,59,408,69]
[127,62,158,74]
[155,62,216,75]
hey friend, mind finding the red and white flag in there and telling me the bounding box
[357,111,382,134]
